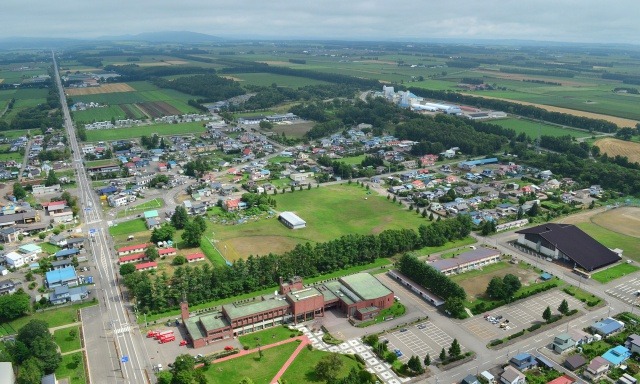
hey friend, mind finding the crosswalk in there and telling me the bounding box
[113,326,131,335]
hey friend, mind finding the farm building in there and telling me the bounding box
[182,273,394,348]
[428,247,501,275]
[278,211,306,229]
[515,224,621,271]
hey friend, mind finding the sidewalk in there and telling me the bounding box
[270,336,309,384]
[208,335,307,365]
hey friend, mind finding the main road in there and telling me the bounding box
[52,52,152,383]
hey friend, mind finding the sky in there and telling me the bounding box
[2,0,637,44]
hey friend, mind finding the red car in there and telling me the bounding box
[224,346,234,351]
[179,340,187,346]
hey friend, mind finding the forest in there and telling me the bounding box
[152,74,245,102]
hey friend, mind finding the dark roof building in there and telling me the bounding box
[564,355,587,371]
[516,223,620,271]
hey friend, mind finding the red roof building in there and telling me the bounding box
[117,243,148,256]
[118,253,147,264]
[547,375,575,384]
[186,253,205,262]
[135,261,158,271]
[223,198,241,212]
[158,247,177,256]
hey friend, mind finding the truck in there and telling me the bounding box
[154,330,174,340]
[146,330,160,338]
[159,335,175,343]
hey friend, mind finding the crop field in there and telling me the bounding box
[268,121,314,138]
[490,118,591,139]
[574,219,640,262]
[73,105,126,122]
[232,72,330,87]
[65,83,135,96]
[85,121,207,141]
[595,138,640,164]
[212,183,429,260]
[136,101,181,118]
[590,207,640,239]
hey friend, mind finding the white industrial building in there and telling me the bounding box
[279,212,306,229]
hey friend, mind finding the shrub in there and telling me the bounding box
[508,330,525,340]
[489,339,504,346]
[566,309,579,316]
[527,324,542,332]
[243,345,249,350]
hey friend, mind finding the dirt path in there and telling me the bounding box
[459,93,638,128]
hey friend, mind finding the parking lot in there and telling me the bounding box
[383,321,463,362]
[462,291,584,341]
[606,276,640,305]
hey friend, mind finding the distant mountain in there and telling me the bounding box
[96,31,226,43]
[0,37,84,50]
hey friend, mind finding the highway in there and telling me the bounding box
[52,52,152,383]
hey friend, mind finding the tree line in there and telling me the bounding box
[152,74,245,102]
[397,253,466,303]
[103,64,217,82]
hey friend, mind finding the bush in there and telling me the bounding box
[566,309,579,316]
[489,339,504,346]
[508,330,525,340]
[587,300,600,307]
[527,324,542,332]
[243,345,249,350]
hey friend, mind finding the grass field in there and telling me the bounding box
[269,121,315,138]
[204,342,298,384]
[338,154,367,165]
[591,263,640,284]
[55,351,87,384]
[280,349,362,383]
[85,121,207,142]
[115,198,164,218]
[450,261,542,302]
[595,138,640,164]
[238,326,298,349]
[73,105,126,123]
[1,301,96,337]
[233,72,330,87]
[108,218,148,237]
[0,152,23,162]
[53,325,82,353]
[212,183,429,260]
[491,118,592,139]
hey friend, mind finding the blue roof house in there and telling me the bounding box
[592,318,624,336]
[54,248,80,259]
[45,267,78,289]
[50,285,88,305]
[509,353,537,371]
[602,345,631,367]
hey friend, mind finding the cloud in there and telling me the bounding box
[1,0,637,44]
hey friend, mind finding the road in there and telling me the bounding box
[52,51,152,384]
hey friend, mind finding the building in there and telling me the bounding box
[45,266,78,288]
[0,211,37,227]
[462,375,479,384]
[602,345,631,367]
[222,198,241,212]
[50,285,88,305]
[135,262,158,271]
[0,362,15,384]
[0,227,20,243]
[278,211,306,229]
[118,253,146,265]
[158,248,177,257]
[591,317,625,336]
[429,248,500,275]
[515,223,621,271]
[500,366,525,384]
[18,243,41,257]
[552,333,575,354]
[5,251,35,268]
[564,355,587,371]
[54,248,80,259]
[625,334,640,354]
[289,172,314,182]
[117,243,147,256]
[546,375,575,384]
[584,357,610,381]
[620,374,638,384]
[509,353,537,371]
[0,280,16,295]
[186,253,205,263]
[182,273,393,348]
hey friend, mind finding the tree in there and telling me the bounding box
[45,170,59,187]
[407,355,424,374]
[486,277,506,300]
[16,320,61,374]
[315,353,343,381]
[150,224,175,243]
[444,296,465,318]
[239,378,255,384]
[527,202,540,217]
[17,357,43,384]
[424,353,431,366]
[119,263,136,276]
[0,292,31,321]
[502,274,521,298]
[145,247,159,261]
[172,255,187,266]
[448,339,461,357]
[543,306,552,322]
[71,256,79,268]
[439,347,446,361]
[181,221,204,248]
[516,206,524,220]
[558,299,569,315]
[259,121,273,129]
[13,182,26,200]
[193,215,207,233]
[171,206,189,229]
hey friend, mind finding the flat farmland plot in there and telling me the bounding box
[65,83,135,96]
[73,105,126,122]
[595,138,640,164]
[233,72,330,87]
[85,121,207,141]
[491,118,591,138]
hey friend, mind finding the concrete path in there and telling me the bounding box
[210,335,307,365]
[270,336,309,384]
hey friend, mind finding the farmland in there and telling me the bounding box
[212,183,429,260]
[490,118,592,139]
[65,83,135,96]
[232,72,330,87]
[84,121,207,141]
[595,138,640,164]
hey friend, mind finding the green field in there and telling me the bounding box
[338,154,367,165]
[55,351,87,384]
[280,349,362,383]
[1,302,96,337]
[73,105,126,123]
[232,72,330,87]
[577,222,640,262]
[203,342,298,384]
[591,263,640,283]
[108,218,148,236]
[53,325,82,353]
[115,198,165,218]
[0,152,23,162]
[491,118,592,139]
[85,121,207,141]
[213,183,429,260]
[238,326,298,349]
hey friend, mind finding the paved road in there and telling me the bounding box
[52,52,153,384]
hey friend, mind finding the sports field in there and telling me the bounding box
[595,138,640,164]
[85,121,207,141]
[212,183,428,260]
[491,118,591,139]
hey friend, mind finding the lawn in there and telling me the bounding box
[591,263,640,283]
[55,351,87,384]
[238,325,299,349]
[5,301,97,336]
[577,222,640,262]
[0,152,23,162]
[53,325,82,353]
[85,121,207,142]
[200,236,228,267]
[73,105,126,123]
[491,118,591,139]
[115,198,165,218]
[337,154,366,165]
[203,341,298,384]
[280,349,362,384]
[40,242,62,255]
[212,183,430,260]
[108,218,148,237]
[358,301,406,327]
[267,156,293,164]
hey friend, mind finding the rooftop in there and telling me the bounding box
[19,243,41,253]
[340,273,392,301]
[198,312,231,332]
[143,210,159,219]
[117,243,148,253]
[45,266,77,283]
[223,296,289,320]
[602,345,630,365]
[429,247,500,272]
[287,287,323,302]
[279,211,306,226]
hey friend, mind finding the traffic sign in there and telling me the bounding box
[89,228,97,236]
[84,208,92,212]
[121,356,128,363]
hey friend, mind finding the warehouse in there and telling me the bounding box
[278,211,306,229]
[429,247,501,275]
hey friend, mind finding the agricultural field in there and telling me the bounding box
[595,138,640,164]
[73,105,127,122]
[268,121,314,138]
[232,72,330,87]
[0,87,48,122]
[85,121,207,141]
[211,183,428,261]
[491,118,592,139]
[65,83,135,96]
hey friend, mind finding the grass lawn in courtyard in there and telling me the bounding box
[591,263,640,284]
[238,326,300,349]
[203,341,298,384]
[280,348,362,383]
[55,351,87,384]
[53,325,82,353]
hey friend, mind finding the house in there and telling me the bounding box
[584,356,610,380]
[500,366,525,384]
[54,248,80,259]
[552,333,575,353]
[0,227,20,243]
[49,285,88,305]
[186,253,205,263]
[602,345,631,367]
[19,243,42,257]
[619,374,638,384]
[625,334,640,354]
[591,317,624,337]
[223,198,241,212]
[5,251,32,268]
[135,261,158,271]
[117,243,147,256]
[569,329,593,346]
[563,355,587,371]
[51,259,73,270]
[462,375,479,384]
[45,266,78,288]
[0,280,16,295]
[158,248,177,257]
[118,253,146,265]
[546,375,575,384]
[49,234,67,247]
[145,217,161,230]
[66,238,86,249]
[509,353,537,371]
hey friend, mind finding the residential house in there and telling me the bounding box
[0,280,16,295]
[5,251,32,268]
[569,329,593,346]
[117,243,147,256]
[619,374,638,384]
[509,353,537,371]
[551,333,575,354]
[0,227,20,243]
[625,334,640,354]
[49,234,68,247]
[602,345,631,367]
[50,259,73,270]
[563,355,586,371]
[118,253,147,265]
[135,262,158,271]
[592,318,624,337]
[500,366,525,384]
[186,253,205,263]
[53,248,78,260]
[66,237,85,249]
[546,375,575,384]
[584,356,610,380]
[50,285,88,305]
[158,248,177,257]
[19,243,42,257]
[223,198,241,212]
[45,266,78,288]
